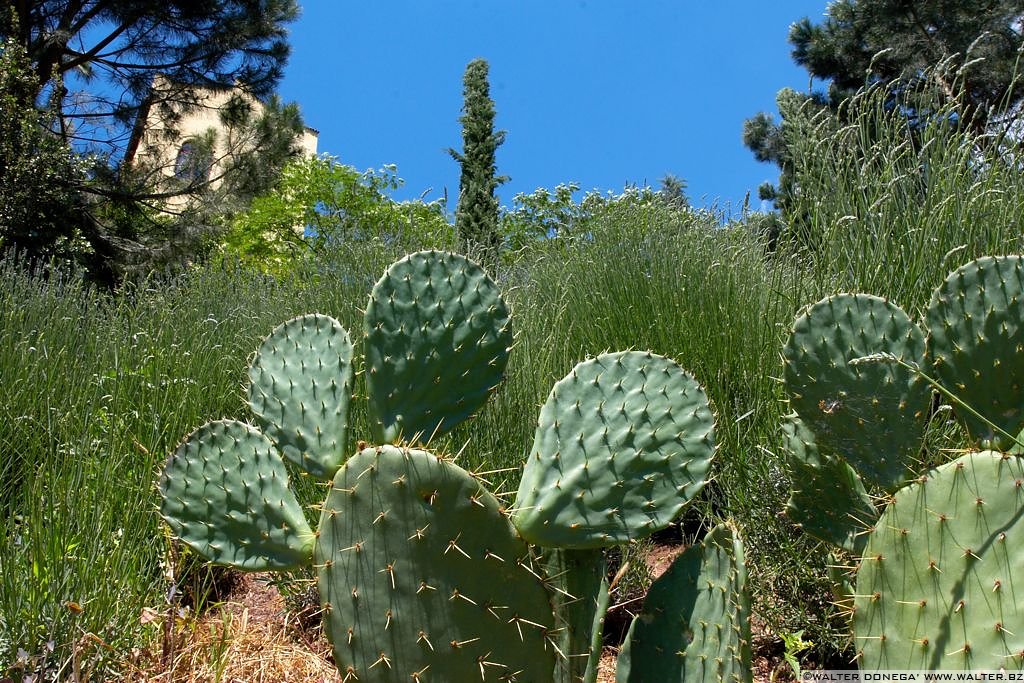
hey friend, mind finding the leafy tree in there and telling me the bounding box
[745,0,1024,213]
[501,182,583,250]
[1,1,297,156]
[0,37,90,268]
[0,1,302,282]
[223,155,452,273]
[500,182,683,254]
[449,58,507,266]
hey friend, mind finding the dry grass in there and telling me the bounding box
[125,575,339,683]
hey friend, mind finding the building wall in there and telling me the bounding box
[126,75,317,209]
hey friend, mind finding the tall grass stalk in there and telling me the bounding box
[782,72,1024,313]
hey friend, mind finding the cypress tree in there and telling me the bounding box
[449,58,507,267]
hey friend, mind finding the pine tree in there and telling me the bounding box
[449,58,507,267]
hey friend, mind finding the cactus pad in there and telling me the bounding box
[783,293,928,490]
[854,451,1024,669]
[541,548,609,683]
[248,314,353,480]
[926,255,1024,448]
[513,351,715,549]
[782,415,876,554]
[316,445,555,682]
[616,523,752,683]
[364,251,511,445]
[159,420,314,570]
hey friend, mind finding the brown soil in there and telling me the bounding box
[129,573,340,682]
[132,544,787,682]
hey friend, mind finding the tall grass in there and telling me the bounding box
[782,74,1024,313]
[0,245,416,678]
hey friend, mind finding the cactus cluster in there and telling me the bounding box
[159,250,751,682]
[781,255,1024,670]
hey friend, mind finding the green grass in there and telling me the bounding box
[781,77,1024,313]
[4,76,1024,677]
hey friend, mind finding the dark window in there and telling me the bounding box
[174,141,210,182]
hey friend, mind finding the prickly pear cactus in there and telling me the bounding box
[854,451,1024,670]
[317,445,556,682]
[616,523,752,683]
[513,351,715,549]
[783,293,928,490]
[159,420,314,570]
[161,250,736,682]
[248,314,353,480]
[364,250,511,445]
[925,255,1024,449]
[781,414,876,554]
[540,548,609,683]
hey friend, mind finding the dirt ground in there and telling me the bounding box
[135,541,786,682]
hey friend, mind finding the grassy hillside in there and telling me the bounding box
[3,81,1024,678]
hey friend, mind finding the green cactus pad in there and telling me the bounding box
[782,415,876,554]
[364,251,511,445]
[783,293,928,490]
[316,445,555,682]
[541,548,609,683]
[926,255,1024,448]
[247,313,353,480]
[159,420,315,570]
[513,351,715,549]
[854,451,1024,670]
[616,524,752,683]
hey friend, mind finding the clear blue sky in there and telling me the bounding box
[277,1,828,215]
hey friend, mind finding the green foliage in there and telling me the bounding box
[657,173,690,210]
[779,630,813,680]
[450,59,507,267]
[1,1,299,154]
[789,0,1024,111]
[501,183,585,248]
[223,155,452,272]
[779,77,1024,308]
[0,1,304,284]
[14,90,1024,674]
[0,38,90,267]
[499,182,678,252]
[746,1,1024,215]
